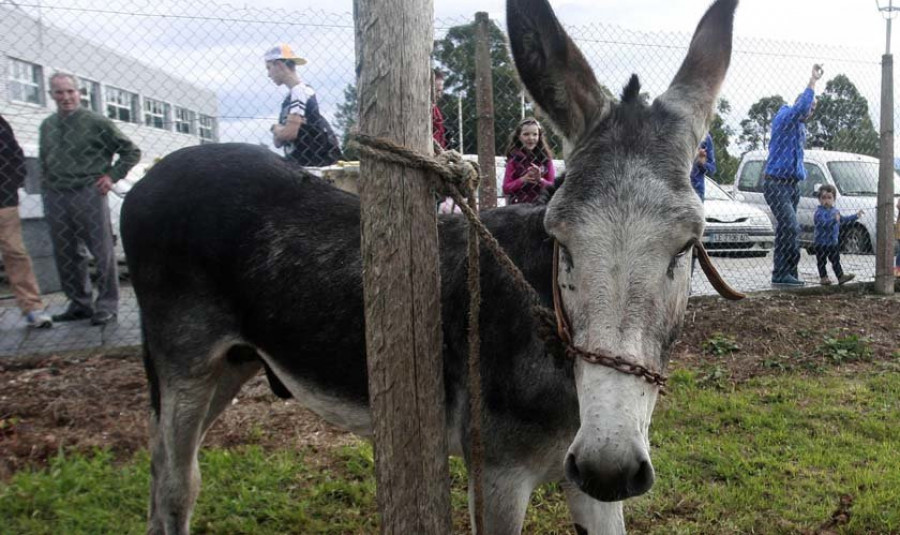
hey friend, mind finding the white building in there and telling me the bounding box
[1,3,218,161]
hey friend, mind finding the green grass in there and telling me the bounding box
[2,370,899,534]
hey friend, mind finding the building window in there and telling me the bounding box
[143,98,170,130]
[174,107,195,134]
[199,114,216,143]
[105,86,138,122]
[79,78,100,112]
[8,58,44,105]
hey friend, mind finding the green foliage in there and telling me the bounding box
[816,331,873,364]
[807,74,879,156]
[701,332,741,356]
[738,95,786,151]
[709,98,739,184]
[433,19,527,156]
[333,83,359,160]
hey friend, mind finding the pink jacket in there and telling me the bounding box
[502,149,555,204]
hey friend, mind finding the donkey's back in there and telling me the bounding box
[122,144,373,428]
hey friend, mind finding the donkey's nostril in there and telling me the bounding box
[630,459,654,495]
[565,453,583,487]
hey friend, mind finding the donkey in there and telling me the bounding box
[122,0,736,533]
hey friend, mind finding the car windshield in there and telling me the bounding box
[704,177,732,201]
[826,161,900,196]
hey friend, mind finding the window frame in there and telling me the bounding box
[198,114,216,143]
[78,77,101,112]
[7,57,44,106]
[105,85,139,123]
[174,106,196,135]
[143,97,171,130]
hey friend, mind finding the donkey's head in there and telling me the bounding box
[508,0,736,501]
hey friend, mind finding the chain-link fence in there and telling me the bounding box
[0,0,891,355]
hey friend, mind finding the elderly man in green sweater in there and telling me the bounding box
[39,73,141,325]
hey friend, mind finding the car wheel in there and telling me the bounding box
[841,226,870,255]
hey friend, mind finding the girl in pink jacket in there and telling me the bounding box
[502,118,555,204]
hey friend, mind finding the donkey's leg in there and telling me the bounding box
[561,481,625,535]
[147,338,247,535]
[471,466,537,535]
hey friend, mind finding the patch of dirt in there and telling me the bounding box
[674,290,900,380]
[2,290,899,481]
[0,352,353,481]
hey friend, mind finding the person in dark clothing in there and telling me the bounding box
[0,114,52,327]
[813,184,860,285]
[39,73,141,325]
[266,44,343,167]
[764,63,824,287]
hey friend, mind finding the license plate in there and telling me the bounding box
[710,233,750,243]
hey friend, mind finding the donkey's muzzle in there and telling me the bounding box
[564,449,655,502]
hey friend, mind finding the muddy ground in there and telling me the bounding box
[2,289,899,481]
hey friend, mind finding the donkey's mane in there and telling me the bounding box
[621,74,642,104]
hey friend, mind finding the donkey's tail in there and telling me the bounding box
[140,317,161,419]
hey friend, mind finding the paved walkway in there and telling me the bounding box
[0,285,141,357]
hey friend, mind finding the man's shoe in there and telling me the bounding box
[838,273,855,285]
[772,275,805,286]
[52,308,93,322]
[90,311,117,326]
[26,311,53,328]
[819,277,833,286]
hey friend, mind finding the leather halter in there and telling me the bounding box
[551,240,744,383]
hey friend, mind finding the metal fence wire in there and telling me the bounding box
[0,0,891,355]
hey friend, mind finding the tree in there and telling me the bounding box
[333,83,359,160]
[433,18,536,156]
[807,74,879,156]
[738,95,786,152]
[709,98,739,184]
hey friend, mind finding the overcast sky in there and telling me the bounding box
[252,0,889,53]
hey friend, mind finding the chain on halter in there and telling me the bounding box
[348,133,674,391]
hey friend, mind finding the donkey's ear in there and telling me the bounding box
[657,0,738,140]
[507,0,610,142]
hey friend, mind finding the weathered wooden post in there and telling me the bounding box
[475,11,498,208]
[354,0,452,532]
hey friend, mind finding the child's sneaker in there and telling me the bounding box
[838,273,855,285]
[819,277,833,285]
[26,311,53,329]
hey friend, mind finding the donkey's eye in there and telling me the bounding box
[674,241,694,259]
[667,241,694,277]
[559,244,574,272]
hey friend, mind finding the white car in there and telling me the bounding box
[701,176,774,257]
[733,149,900,254]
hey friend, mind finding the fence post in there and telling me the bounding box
[876,53,895,295]
[475,11,497,208]
[353,0,452,532]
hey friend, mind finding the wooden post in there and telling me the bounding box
[876,53,895,295]
[475,11,497,208]
[353,0,452,533]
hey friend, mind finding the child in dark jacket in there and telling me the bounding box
[814,184,862,285]
[502,117,555,204]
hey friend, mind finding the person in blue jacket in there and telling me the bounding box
[690,132,716,200]
[764,63,824,287]
[814,184,861,285]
